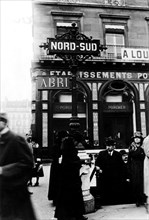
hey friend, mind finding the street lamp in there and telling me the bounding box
[40,23,106,131]
[40,23,107,213]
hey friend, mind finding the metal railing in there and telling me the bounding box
[39,45,149,62]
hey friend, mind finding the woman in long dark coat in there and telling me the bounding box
[48,130,69,205]
[128,131,145,207]
[54,137,86,220]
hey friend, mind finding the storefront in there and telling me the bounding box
[31,59,149,158]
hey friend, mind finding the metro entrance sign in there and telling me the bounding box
[40,23,106,130]
[46,39,100,55]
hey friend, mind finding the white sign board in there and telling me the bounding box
[121,48,149,61]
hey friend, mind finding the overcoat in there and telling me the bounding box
[128,144,145,203]
[95,150,124,205]
[54,153,85,219]
[48,139,62,204]
[143,135,149,197]
[0,130,37,220]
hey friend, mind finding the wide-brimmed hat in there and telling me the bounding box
[105,136,116,146]
[0,113,8,122]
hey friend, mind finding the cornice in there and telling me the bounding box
[34,2,149,11]
[51,11,83,17]
[99,14,130,20]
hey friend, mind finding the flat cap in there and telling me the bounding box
[0,113,8,122]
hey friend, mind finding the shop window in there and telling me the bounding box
[54,89,86,103]
[103,80,134,102]
[106,95,122,102]
[59,94,72,102]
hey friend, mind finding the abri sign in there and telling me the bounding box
[47,39,100,55]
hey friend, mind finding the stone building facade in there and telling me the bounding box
[31,0,149,158]
[1,99,31,137]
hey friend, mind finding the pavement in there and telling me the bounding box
[29,164,149,220]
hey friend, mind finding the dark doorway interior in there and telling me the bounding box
[53,118,86,133]
[103,113,133,148]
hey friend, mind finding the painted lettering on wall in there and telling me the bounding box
[35,70,149,80]
[78,71,149,80]
[121,48,149,60]
[37,77,69,90]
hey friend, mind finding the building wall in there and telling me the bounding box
[2,99,32,137]
[32,1,149,59]
[31,0,149,157]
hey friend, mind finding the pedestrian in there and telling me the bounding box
[48,130,69,205]
[128,131,145,207]
[32,141,43,186]
[142,134,149,212]
[70,131,85,150]
[119,150,132,204]
[32,157,44,186]
[26,136,34,187]
[95,136,124,205]
[54,137,87,220]
[0,113,37,220]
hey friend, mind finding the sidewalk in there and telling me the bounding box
[30,164,149,220]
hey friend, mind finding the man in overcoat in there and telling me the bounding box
[95,137,124,205]
[0,113,37,220]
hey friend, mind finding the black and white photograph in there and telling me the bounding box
[1,0,149,219]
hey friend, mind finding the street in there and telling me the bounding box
[29,164,149,220]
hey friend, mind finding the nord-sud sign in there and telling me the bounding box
[46,39,100,55]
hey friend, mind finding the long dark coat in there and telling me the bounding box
[95,150,124,205]
[48,139,62,204]
[0,130,37,220]
[55,154,85,220]
[128,145,145,203]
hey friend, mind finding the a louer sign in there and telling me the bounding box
[46,39,100,55]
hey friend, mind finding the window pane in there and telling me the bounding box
[106,33,124,58]
[106,33,124,46]
[106,34,114,45]
[60,94,72,102]
[57,26,71,36]
[115,34,124,45]
[56,22,78,36]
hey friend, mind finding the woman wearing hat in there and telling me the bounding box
[128,131,145,207]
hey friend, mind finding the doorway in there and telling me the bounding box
[53,118,86,133]
[103,113,133,148]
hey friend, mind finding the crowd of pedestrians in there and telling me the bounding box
[1,112,149,220]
